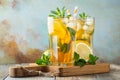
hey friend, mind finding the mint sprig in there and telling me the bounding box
[49,6,67,18]
[67,27,76,40]
[74,52,99,66]
[87,54,99,65]
[57,27,76,53]
[58,39,70,53]
[74,52,79,61]
[74,52,86,66]
[74,59,86,67]
[79,12,90,19]
[36,54,50,65]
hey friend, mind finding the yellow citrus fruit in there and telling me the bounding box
[75,40,90,47]
[75,42,93,60]
[53,19,66,39]
[53,19,71,44]
[43,50,51,56]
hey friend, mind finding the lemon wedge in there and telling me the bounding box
[75,42,93,60]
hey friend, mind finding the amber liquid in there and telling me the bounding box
[48,19,74,66]
[76,18,94,49]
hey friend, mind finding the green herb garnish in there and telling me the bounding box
[79,12,89,19]
[74,52,80,61]
[74,52,99,66]
[58,39,70,53]
[66,14,72,19]
[36,54,50,65]
[74,52,86,66]
[87,54,99,65]
[60,43,70,53]
[74,59,86,67]
[49,6,67,18]
[67,27,76,40]
[57,27,76,53]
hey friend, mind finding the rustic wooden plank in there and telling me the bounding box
[2,63,120,80]
[9,63,110,77]
[0,63,55,80]
[5,76,55,80]
[57,63,110,76]
[56,64,120,80]
[9,65,50,77]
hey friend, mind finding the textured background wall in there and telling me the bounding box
[0,0,120,64]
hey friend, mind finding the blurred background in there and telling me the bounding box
[0,0,120,64]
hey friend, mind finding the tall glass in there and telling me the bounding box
[75,17,95,60]
[48,17,75,66]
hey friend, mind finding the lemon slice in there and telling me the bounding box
[42,50,51,57]
[75,42,93,60]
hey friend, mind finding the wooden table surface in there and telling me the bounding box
[0,63,120,80]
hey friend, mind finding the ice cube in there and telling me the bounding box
[63,18,69,24]
[67,22,76,29]
[85,18,94,25]
[83,25,89,30]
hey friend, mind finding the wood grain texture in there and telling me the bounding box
[9,63,110,77]
[58,63,110,76]
[9,65,49,77]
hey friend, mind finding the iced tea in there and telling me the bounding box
[48,17,75,66]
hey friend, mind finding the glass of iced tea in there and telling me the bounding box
[48,17,76,66]
[75,17,95,60]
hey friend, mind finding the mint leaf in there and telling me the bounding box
[79,12,89,19]
[74,52,99,66]
[59,43,70,53]
[49,7,67,18]
[58,39,70,53]
[74,52,86,67]
[61,6,66,18]
[57,27,76,53]
[66,14,72,18]
[67,27,76,40]
[56,7,61,15]
[74,59,86,67]
[51,11,58,15]
[74,52,79,61]
[87,54,99,65]
[36,54,50,65]
[36,58,43,65]
[48,14,56,18]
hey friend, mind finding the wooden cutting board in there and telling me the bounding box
[9,63,110,77]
